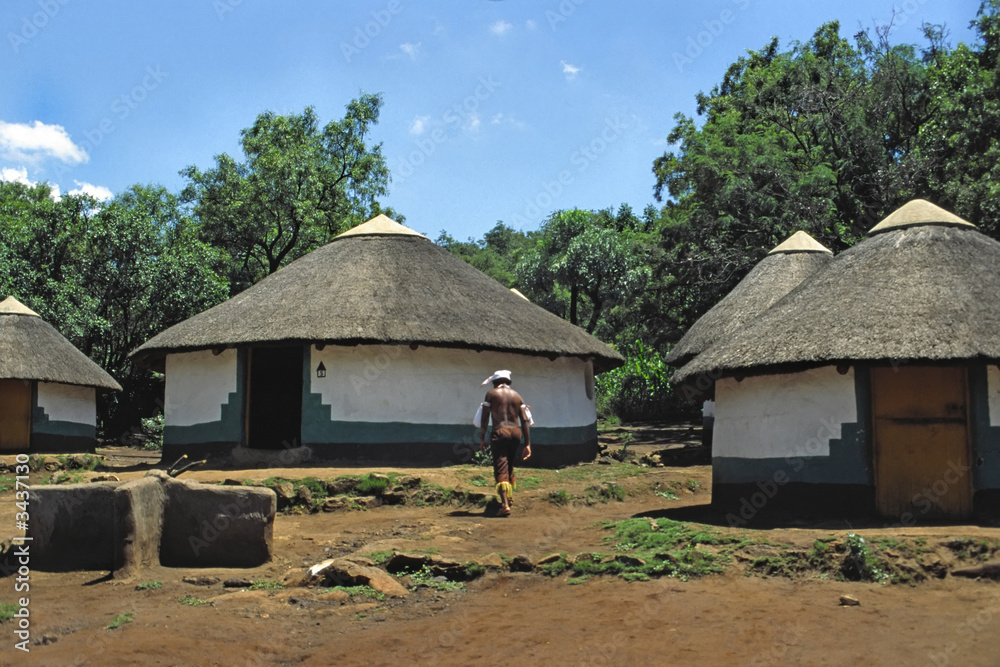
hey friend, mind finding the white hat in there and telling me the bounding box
[481,370,512,386]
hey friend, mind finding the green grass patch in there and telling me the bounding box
[409,565,465,592]
[135,580,162,591]
[177,594,208,606]
[326,585,385,601]
[517,476,544,490]
[468,475,491,487]
[0,476,14,493]
[584,482,626,504]
[0,602,19,623]
[355,473,391,496]
[547,489,573,506]
[107,612,134,630]
[249,579,284,590]
[366,550,396,566]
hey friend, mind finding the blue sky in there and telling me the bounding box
[0,0,982,241]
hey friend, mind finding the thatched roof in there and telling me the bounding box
[0,297,121,390]
[131,215,624,372]
[665,231,833,367]
[673,200,998,382]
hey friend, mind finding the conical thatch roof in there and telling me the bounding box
[673,200,997,382]
[665,231,833,367]
[0,297,122,390]
[131,216,624,371]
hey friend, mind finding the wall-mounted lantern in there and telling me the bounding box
[316,362,327,378]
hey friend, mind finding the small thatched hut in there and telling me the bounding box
[666,231,833,445]
[674,200,1000,521]
[0,296,121,452]
[131,215,623,467]
[666,231,834,369]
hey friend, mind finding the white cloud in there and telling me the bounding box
[409,115,431,135]
[525,19,538,30]
[400,42,421,60]
[561,60,581,80]
[68,180,113,201]
[491,113,527,130]
[0,120,88,165]
[0,165,61,201]
[490,20,512,35]
[465,112,480,132]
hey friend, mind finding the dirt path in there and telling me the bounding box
[0,425,998,666]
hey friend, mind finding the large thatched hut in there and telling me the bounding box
[0,296,121,452]
[674,200,1000,521]
[131,215,623,467]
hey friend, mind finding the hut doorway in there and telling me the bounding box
[871,366,972,519]
[246,347,302,449]
[0,380,31,451]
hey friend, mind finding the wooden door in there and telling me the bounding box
[872,366,972,519]
[0,379,31,451]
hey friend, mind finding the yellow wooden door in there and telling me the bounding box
[0,380,31,451]
[872,366,972,519]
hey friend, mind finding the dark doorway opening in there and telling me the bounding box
[247,346,303,450]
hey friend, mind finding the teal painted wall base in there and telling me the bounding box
[968,365,1000,491]
[29,387,96,453]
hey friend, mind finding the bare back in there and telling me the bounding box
[485,384,524,429]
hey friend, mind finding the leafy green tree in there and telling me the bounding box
[435,221,532,287]
[515,207,651,334]
[181,93,398,293]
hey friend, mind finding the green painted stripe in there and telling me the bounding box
[714,368,872,487]
[969,364,1000,490]
[31,419,95,439]
[303,420,596,446]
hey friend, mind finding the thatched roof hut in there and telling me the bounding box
[132,216,621,467]
[673,200,1000,521]
[673,200,999,382]
[0,296,119,453]
[0,297,120,390]
[665,231,832,368]
[132,215,622,372]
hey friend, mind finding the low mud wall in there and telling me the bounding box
[27,471,275,574]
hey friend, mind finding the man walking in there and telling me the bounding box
[476,370,531,517]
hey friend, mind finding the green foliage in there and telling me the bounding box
[354,473,390,496]
[409,565,465,592]
[135,581,162,591]
[107,612,134,630]
[0,602,18,623]
[584,482,626,504]
[841,533,890,583]
[596,340,684,421]
[547,489,573,506]
[249,579,284,590]
[365,550,396,566]
[139,414,164,450]
[177,594,208,606]
[0,477,14,493]
[181,94,396,293]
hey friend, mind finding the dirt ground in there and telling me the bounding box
[1,424,999,666]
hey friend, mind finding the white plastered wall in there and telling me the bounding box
[165,349,238,426]
[714,366,856,459]
[988,365,1000,425]
[36,382,96,426]
[309,345,595,427]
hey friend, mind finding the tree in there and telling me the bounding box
[515,207,651,334]
[181,93,398,293]
[651,21,941,342]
